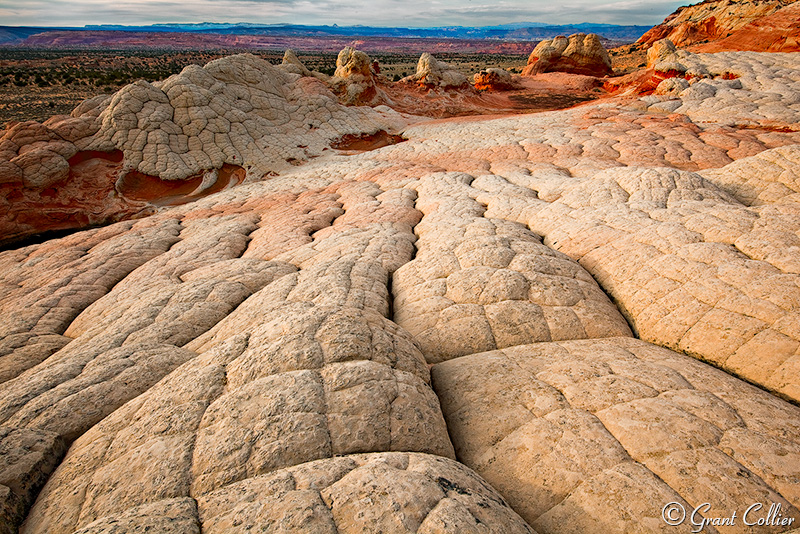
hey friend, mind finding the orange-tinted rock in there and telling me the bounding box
[0,149,147,248]
[637,0,798,48]
[401,53,471,90]
[0,146,247,247]
[117,164,245,206]
[329,46,387,106]
[522,33,613,78]
[474,68,518,91]
[693,2,800,52]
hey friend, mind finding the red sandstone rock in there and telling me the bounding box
[474,68,518,91]
[693,2,800,52]
[522,33,613,78]
[638,0,798,49]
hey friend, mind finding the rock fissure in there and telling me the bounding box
[3,38,800,533]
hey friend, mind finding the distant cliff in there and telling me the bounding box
[1,22,651,48]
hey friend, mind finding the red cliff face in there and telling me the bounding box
[637,0,798,48]
[692,1,800,52]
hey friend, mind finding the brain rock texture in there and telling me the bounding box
[1,49,800,533]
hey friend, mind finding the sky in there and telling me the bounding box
[1,0,690,28]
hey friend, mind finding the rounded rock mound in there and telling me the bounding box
[522,33,613,78]
[402,53,471,90]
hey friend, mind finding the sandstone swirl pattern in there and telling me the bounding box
[0,50,799,533]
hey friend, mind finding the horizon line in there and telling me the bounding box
[3,21,654,30]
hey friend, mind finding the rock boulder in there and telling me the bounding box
[522,33,613,78]
[402,53,471,90]
[474,68,518,91]
[329,46,387,106]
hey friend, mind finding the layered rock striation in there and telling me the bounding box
[401,53,471,90]
[522,33,613,78]
[693,1,800,53]
[2,45,800,534]
[637,0,799,48]
[0,53,410,246]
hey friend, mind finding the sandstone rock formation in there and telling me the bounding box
[522,33,613,78]
[638,0,799,49]
[474,68,517,91]
[392,173,631,362]
[434,338,800,532]
[0,53,410,246]
[693,1,800,53]
[278,48,315,78]
[402,53,471,90]
[329,46,388,106]
[619,37,800,107]
[2,45,800,534]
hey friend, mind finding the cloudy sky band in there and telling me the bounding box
[1,0,687,27]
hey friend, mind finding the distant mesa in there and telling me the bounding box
[0,21,653,48]
[522,33,613,78]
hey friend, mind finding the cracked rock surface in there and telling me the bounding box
[0,53,412,245]
[433,337,800,533]
[2,48,800,533]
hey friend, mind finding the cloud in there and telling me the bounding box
[0,0,684,27]
[412,0,686,25]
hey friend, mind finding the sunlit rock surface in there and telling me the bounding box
[638,0,800,50]
[1,45,800,533]
[692,2,800,53]
[522,33,613,78]
[0,54,410,246]
[474,68,518,91]
[433,338,800,533]
[401,53,471,90]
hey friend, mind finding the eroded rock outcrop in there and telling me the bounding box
[693,1,800,53]
[638,0,799,48]
[402,53,471,90]
[522,33,613,78]
[2,46,800,534]
[278,48,315,78]
[0,53,409,246]
[474,68,518,91]
[329,46,388,106]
